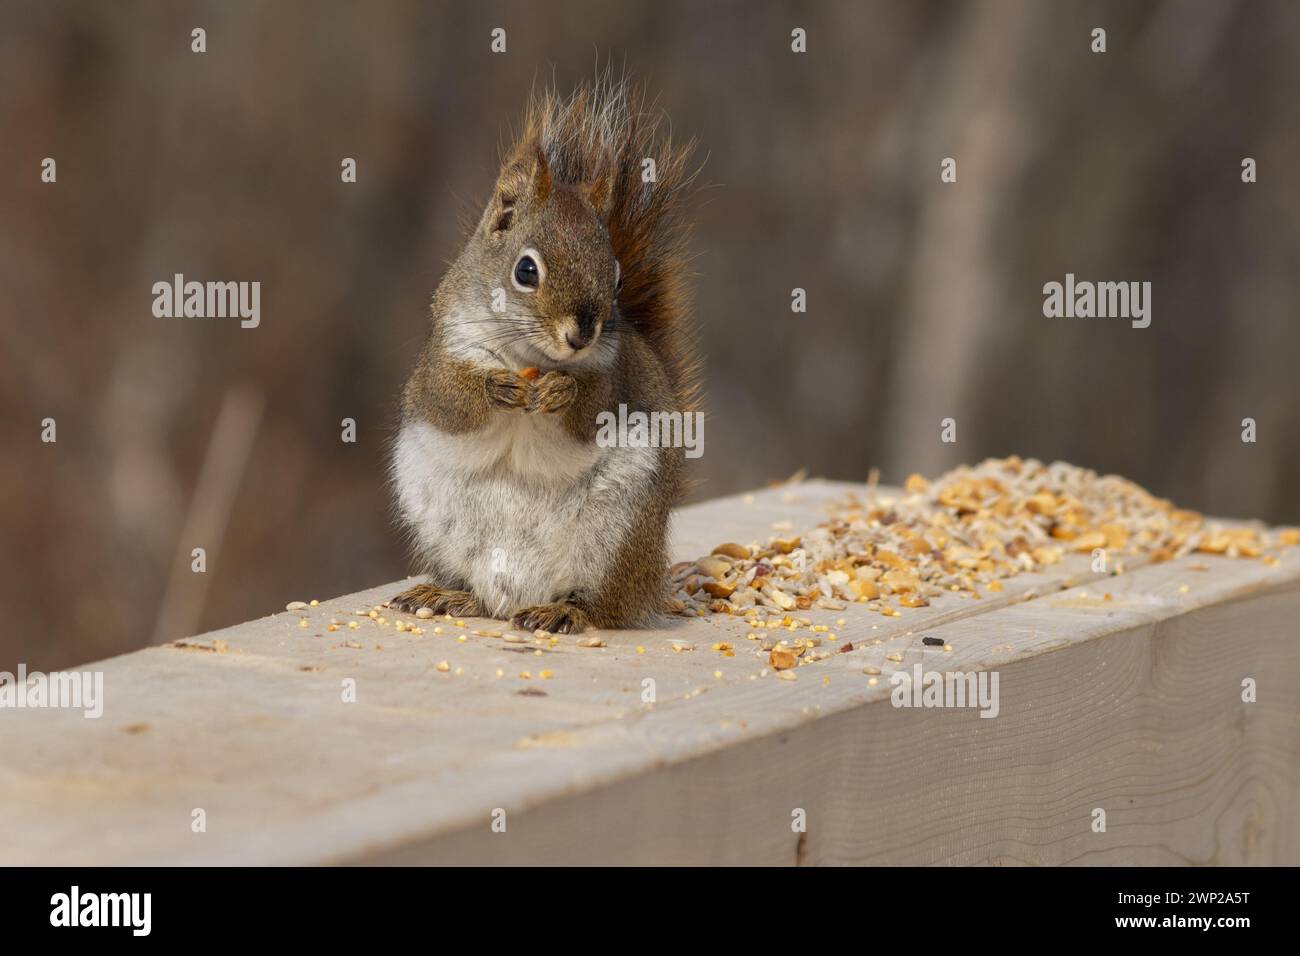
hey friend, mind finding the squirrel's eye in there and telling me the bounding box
[513,254,540,291]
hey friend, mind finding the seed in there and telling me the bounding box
[519,366,541,381]
[435,661,450,672]
[577,637,605,647]
[712,542,752,560]
[921,636,944,647]
[473,629,502,638]
[415,608,434,619]
[539,669,554,679]
[503,633,528,644]
[775,670,798,681]
[702,580,737,599]
[770,647,797,670]
[286,601,309,611]
[863,666,881,675]
[696,556,732,579]
[767,588,797,610]
[886,652,903,662]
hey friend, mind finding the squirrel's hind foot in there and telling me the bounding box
[391,584,483,618]
[511,601,589,635]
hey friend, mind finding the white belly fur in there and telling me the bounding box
[391,413,656,617]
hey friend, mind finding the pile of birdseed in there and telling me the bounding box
[670,456,1298,620]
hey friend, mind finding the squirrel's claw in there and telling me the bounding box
[390,584,483,618]
[511,601,589,634]
[525,370,577,414]
[484,369,529,410]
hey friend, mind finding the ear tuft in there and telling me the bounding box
[531,144,552,203]
[487,143,551,235]
[585,169,613,221]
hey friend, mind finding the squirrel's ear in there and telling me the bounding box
[488,144,551,235]
[585,168,614,222]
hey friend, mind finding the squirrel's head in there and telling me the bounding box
[478,143,619,364]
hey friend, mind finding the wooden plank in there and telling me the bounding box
[1,481,1295,865]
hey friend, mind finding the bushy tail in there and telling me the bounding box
[510,74,702,408]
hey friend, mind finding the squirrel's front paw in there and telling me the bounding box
[484,369,528,410]
[526,371,577,414]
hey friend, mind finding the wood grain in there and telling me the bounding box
[0,481,1295,865]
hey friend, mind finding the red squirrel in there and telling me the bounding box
[390,77,700,633]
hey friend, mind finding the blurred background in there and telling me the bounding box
[2,0,1297,671]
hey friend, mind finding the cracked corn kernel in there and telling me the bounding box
[435,661,450,672]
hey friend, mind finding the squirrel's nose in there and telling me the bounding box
[565,330,592,351]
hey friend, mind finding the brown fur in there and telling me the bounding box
[391,75,701,631]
